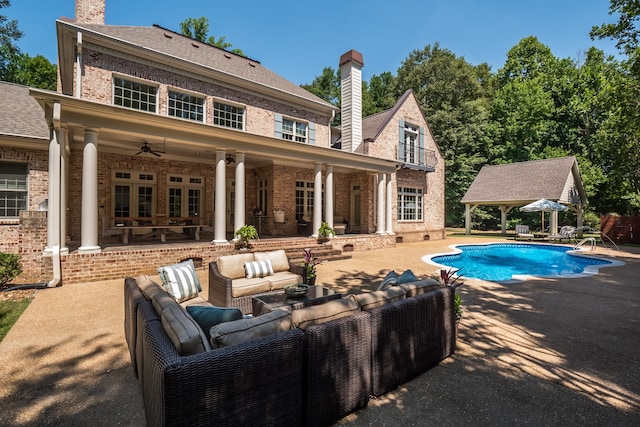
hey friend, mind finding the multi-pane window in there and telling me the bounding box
[168,91,204,122]
[295,181,323,220]
[168,175,203,218]
[283,119,307,142]
[214,102,244,130]
[403,123,418,164]
[0,163,27,218]
[397,187,423,221]
[257,179,268,214]
[113,78,157,112]
[112,171,156,220]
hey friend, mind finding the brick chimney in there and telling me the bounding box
[76,0,105,24]
[339,49,364,153]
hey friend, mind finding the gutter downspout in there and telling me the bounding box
[75,31,82,98]
[48,245,61,288]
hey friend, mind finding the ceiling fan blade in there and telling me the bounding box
[151,151,161,157]
[135,151,143,155]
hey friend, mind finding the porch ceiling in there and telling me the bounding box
[30,88,399,174]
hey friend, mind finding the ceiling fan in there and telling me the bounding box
[135,142,162,157]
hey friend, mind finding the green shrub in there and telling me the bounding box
[0,253,21,287]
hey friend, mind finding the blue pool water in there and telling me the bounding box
[427,243,618,282]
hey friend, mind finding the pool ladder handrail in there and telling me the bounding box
[573,237,597,251]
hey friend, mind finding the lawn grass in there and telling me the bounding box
[0,298,32,343]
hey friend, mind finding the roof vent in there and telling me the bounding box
[164,33,172,39]
[191,42,200,48]
[248,62,256,67]
[224,53,231,59]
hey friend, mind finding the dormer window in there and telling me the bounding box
[113,77,157,113]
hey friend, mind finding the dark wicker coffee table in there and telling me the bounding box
[252,285,341,316]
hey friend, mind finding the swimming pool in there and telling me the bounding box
[425,243,624,282]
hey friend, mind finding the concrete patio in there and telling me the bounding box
[1,236,638,426]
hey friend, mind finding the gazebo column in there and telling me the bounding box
[465,204,471,234]
[234,153,246,234]
[499,205,514,235]
[78,129,100,253]
[213,150,227,243]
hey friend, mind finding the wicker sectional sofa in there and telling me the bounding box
[124,271,457,427]
[209,249,305,314]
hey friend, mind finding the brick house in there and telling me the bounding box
[0,0,444,285]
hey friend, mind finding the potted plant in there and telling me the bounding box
[438,268,463,327]
[301,248,320,286]
[316,221,335,243]
[234,224,258,251]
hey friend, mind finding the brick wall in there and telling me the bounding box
[79,46,331,147]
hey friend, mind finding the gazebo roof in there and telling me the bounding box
[461,156,587,206]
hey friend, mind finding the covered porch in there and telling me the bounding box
[31,89,400,263]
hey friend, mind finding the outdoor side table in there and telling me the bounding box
[251,285,342,316]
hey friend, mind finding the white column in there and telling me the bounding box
[45,120,61,254]
[385,173,394,234]
[234,153,246,234]
[325,165,334,228]
[60,126,70,254]
[312,164,323,237]
[376,173,385,234]
[78,129,100,253]
[213,150,227,243]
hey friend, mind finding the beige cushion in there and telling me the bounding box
[400,279,441,297]
[210,309,292,348]
[355,287,407,311]
[291,295,360,329]
[254,250,290,273]
[160,304,210,355]
[217,253,256,280]
[267,271,304,291]
[231,277,272,298]
[136,274,164,300]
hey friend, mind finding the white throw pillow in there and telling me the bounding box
[157,259,201,303]
[244,260,274,279]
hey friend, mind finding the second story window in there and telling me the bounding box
[283,118,307,142]
[398,120,424,165]
[213,102,244,130]
[275,114,315,144]
[113,78,157,113]
[168,91,204,122]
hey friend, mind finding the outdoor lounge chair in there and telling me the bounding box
[548,225,577,243]
[515,225,535,240]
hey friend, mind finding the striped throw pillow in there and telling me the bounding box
[244,260,274,279]
[158,259,201,303]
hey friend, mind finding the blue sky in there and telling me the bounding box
[8,0,620,85]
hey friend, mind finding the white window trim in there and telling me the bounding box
[397,186,423,222]
[212,98,246,130]
[112,75,158,114]
[167,87,206,123]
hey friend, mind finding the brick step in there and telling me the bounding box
[286,245,352,266]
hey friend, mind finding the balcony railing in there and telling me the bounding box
[397,144,438,171]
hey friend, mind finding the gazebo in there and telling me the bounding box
[461,156,588,235]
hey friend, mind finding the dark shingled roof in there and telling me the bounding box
[461,156,582,204]
[64,22,334,110]
[0,82,49,140]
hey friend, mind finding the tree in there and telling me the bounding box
[179,17,245,57]
[0,0,57,89]
[394,43,494,226]
[591,0,640,56]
